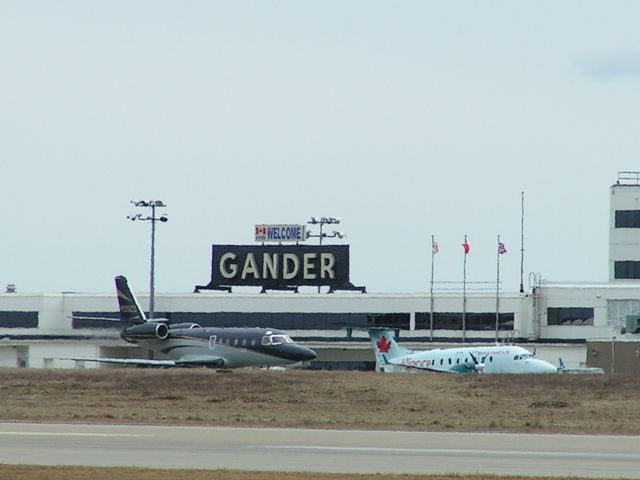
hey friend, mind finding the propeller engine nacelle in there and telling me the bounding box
[123,322,169,340]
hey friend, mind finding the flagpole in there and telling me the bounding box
[520,191,525,294]
[496,234,501,343]
[462,234,467,343]
[430,235,435,342]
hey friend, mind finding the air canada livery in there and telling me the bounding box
[69,276,316,369]
[369,329,557,374]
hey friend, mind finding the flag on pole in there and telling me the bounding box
[462,240,470,254]
[432,240,439,254]
[498,242,507,254]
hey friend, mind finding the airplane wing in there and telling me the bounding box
[61,355,226,368]
[398,363,457,373]
[386,358,478,374]
[62,357,176,367]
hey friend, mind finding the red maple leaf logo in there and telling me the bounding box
[376,336,391,353]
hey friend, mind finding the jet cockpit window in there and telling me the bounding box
[262,335,294,345]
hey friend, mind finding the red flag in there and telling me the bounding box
[462,240,470,254]
[432,240,439,254]
[498,242,507,254]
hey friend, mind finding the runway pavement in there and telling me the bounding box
[0,423,638,478]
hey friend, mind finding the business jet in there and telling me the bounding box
[67,275,316,369]
[369,328,557,374]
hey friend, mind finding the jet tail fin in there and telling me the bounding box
[115,275,147,326]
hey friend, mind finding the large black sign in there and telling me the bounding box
[196,244,359,292]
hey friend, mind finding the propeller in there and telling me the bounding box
[468,352,485,373]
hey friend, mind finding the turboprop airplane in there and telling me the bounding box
[368,328,557,374]
[67,275,316,369]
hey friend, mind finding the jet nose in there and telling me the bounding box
[297,345,317,362]
[283,344,316,362]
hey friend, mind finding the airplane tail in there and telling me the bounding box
[115,275,147,326]
[368,328,412,368]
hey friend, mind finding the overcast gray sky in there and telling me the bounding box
[1,1,639,294]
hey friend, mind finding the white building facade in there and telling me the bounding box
[0,284,632,370]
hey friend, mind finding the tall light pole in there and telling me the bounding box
[307,217,344,293]
[127,200,168,319]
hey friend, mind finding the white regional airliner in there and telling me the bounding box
[369,329,557,374]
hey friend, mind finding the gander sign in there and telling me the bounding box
[207,244,350,288]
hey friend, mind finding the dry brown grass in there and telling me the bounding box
[1,368,639,434]
[0,465,619,480]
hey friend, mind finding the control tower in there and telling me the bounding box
[610,171,640,281]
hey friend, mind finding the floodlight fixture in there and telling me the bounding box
[128,199,168,319]
[305,216,346,293]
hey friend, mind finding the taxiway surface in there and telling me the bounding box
[0,423,638,478]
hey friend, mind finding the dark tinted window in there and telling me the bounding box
[615,210,640,228]
[614,261,640,279]
[0,311,38,328]
[72,312,120,329]
[365,313,410,329]
[415,312,514,330]
[547,307,594,326]
[72,311,411,330]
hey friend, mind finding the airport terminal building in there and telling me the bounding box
[2,173,640,372]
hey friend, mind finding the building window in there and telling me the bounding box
[547,307,594,326]
[72,312,120,329]
[365,313,410,329]
[158,312,411,330]
[615,210,640,228]
[614,261,640,279]
[0,311,38,328]
[415,312,514,331]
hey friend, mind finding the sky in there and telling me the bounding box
[2,1,640,294]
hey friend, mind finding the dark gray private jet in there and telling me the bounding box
[68,275,316,368]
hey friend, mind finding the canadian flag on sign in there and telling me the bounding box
[462,240,470,254]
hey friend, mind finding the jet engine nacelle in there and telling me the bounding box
[169,322,202,330]
[123,322,169,340]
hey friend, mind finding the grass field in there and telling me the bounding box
[1,367,639,434]
[0,465,622,480]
